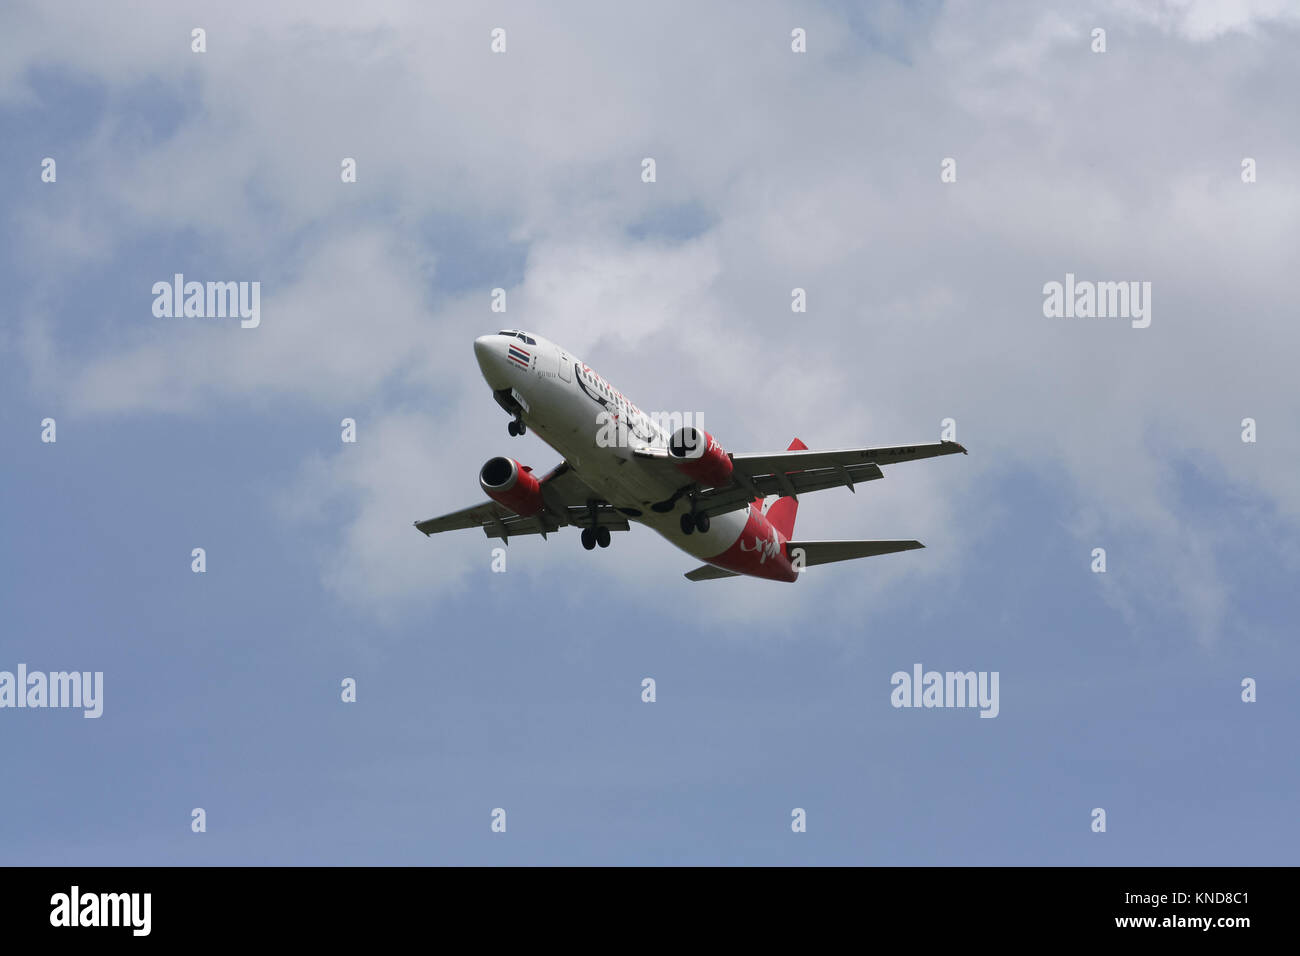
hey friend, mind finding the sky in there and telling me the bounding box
[1,0,1297,865]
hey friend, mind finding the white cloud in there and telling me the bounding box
[1108,0,1300,41]
[7,0,1299,637]
[52,229,441,414]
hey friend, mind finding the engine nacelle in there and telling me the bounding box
[479,456,544,516]
[668,426,734,488]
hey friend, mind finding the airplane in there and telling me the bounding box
[414,330,967,582]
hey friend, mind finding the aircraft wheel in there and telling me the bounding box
[695,513,710,533]
[516,419,527,435]
[507,420,520,436]
[581,528,596,550]
[596,526,611,548]
[680,513,694,535]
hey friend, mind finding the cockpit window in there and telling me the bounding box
[497,330,537,345]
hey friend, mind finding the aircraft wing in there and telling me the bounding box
[413,461,629,543]
[636,440,967,517]
[730,441,967,477]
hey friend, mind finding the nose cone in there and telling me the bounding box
[474,334,511,389]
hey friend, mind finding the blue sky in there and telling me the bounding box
[2,0,1298,865]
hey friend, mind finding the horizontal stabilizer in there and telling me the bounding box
[786,539,924,568]
[684,564,741,581]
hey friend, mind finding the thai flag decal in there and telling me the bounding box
[507,344,531,369]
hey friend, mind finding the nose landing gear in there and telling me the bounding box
[507,416,527,437]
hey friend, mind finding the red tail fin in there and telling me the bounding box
[764,437,805,539]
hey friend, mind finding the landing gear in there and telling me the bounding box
[508,415,526,436]
[681,504,710,535]
[596,526,611,548]
[581,528,596,550]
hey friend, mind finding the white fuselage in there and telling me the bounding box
[474,331,754,562]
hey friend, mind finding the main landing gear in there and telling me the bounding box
[679,510,710,535]
[581,526,611,550]
[507,416,527,437]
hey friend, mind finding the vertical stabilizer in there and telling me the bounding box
[764,437,805,538]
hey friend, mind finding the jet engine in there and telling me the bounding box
[668,426,734,488]
[479,456,544,516]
